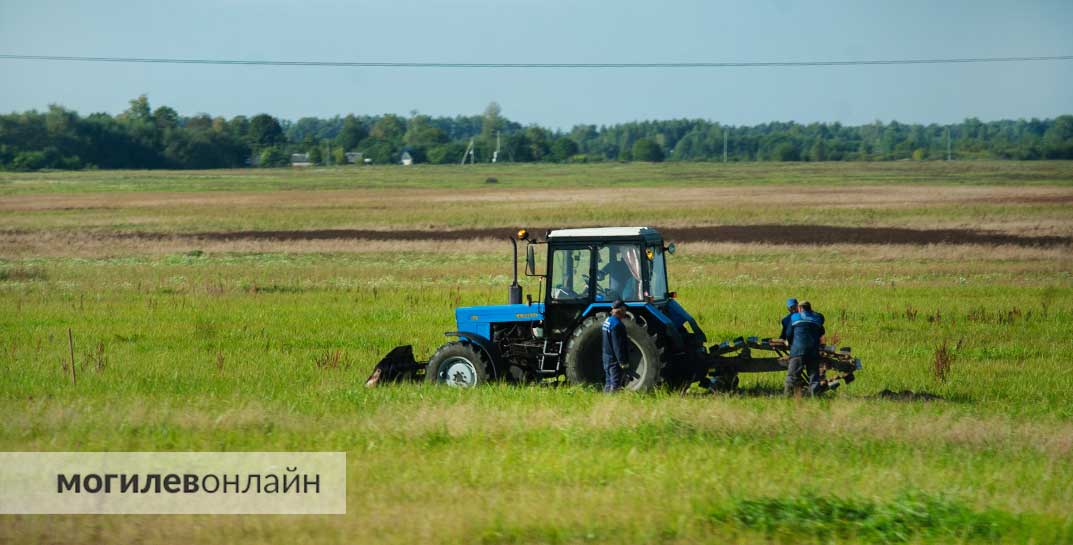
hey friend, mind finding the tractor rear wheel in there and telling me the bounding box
[563,312,664,392]
[426,342,491,388]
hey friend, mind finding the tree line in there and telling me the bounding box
[1,96,1071,171]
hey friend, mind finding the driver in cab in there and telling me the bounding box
[598,247,636,301]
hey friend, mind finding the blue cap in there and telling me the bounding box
[786,298,798,308]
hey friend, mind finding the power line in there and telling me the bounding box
[1,53,1072,69]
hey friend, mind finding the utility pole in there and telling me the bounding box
[946,128,952,161]
[492,131,500,163]
[723,130,728,163]
[460,138,475,165]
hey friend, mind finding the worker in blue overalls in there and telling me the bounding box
[601,300,630,392]
[784,300,828,396]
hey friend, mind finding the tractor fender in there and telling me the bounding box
[582,302,685,350]
[445,331,501,380]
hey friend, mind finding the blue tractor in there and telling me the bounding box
[367,227,861,392]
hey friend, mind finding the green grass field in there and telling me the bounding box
[2,162,1073,544]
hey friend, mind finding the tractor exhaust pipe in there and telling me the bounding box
[508,237,522,305]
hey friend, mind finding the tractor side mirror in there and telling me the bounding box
[525,242,546,276]
[666,242,676,255]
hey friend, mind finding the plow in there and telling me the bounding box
[365,227,861,393]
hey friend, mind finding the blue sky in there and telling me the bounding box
[1,0,1071,128]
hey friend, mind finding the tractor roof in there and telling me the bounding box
[547,227,661,240]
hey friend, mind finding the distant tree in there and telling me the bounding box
[481,102,503,141]
[632,138,664,162]
[308,145,323,165]
[335,114,368,151]
[773,142,800,162]
[152,106,179,130]
[227,115,250,142]
[503,133,531,162]
[123,95,152,123]
[808,138,827,161]
[525,127,550,161]
[404,114,448,149]
[361,140,395,164]
[185,114,213,132]
[332,146,347,165]
[259,146,290,167]
[370,114,405,144]
[549,138,579,162]
[249,114,285,148]
[290,117,323,144]
[1043,115,1073,159]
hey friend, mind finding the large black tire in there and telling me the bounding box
[426,341,492,387]
[563,312,665,391]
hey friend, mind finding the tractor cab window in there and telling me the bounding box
[550,248,592,301]
[647,245,668,299]
[595,244,643,301]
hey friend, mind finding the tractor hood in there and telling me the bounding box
[455,304,545,339]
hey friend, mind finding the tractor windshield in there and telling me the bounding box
[596,244,643,301]
[549,247,592,301]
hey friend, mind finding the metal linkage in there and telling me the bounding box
[699,337,863,392]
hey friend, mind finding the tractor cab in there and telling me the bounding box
[530,227,674,339]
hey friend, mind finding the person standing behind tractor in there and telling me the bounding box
[784,300,828,396]
[601,300,630,392]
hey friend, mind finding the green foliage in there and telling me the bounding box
[331,146,347,165]
[370,114,406,144]
[632,138,665,162]
[334,114,368,151]
[771,140,801,161]
[248,113,285,148]
[307,145,323,165]
[427,142,467,164]
[720,491,1017,543]
[360,139,395,164]
[258,146,289,167]
[549,138,579,162]
[481,101,504,141]
[404,114,448,149]
[2,97,1072,172]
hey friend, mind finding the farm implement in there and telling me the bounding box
[365,227,861,393]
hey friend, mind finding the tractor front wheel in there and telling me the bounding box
[426,342,492,388]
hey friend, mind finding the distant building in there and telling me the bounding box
[344,152,364,164]
[400,151,413,166]
[290,153,311,167]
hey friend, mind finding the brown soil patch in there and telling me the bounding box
[115,225,1072,247]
